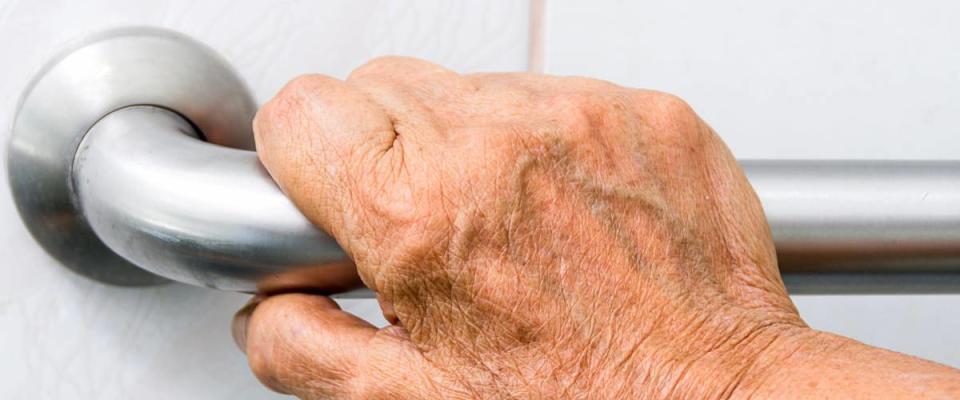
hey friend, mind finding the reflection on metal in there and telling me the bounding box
[74,106,354,293]
[8,27,256,286]
[743,160,960,294]
[7,28,960,294]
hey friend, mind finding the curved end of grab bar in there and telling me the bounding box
[73,106,357,292]
[7,27,262,286]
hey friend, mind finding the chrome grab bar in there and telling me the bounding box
[8,28,960,294]
[73,106,350,292]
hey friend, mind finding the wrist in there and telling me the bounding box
[724,324,827,399]
[731,327,960,399]
[675,318,816,400]
[595,305,814,399]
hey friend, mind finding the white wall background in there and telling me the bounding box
[0,1,956,398]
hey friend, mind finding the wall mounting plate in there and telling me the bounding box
[7,27,257,286]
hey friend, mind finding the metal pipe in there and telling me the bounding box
[74,106,356,293]
[744,160,960,293]
[74,106,960,294]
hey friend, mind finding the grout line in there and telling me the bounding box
[527,0,545,73]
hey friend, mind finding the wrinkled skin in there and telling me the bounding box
[237,57,960,399]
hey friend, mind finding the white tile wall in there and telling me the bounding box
[0,1,529,399]
[1,1,957,398]
[544,0,960,367]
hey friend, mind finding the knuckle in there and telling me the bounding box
[561,75,623,92]
[636,91,706,144]
[274,74,345,112]
[351,56,437,76]
[254,75,316,134]
[252,103,285,144]
[254,74,343,149]
[350,56,418,79]
[275,74,329,107]
[364,55,423,69]
[547,93,595,134]
[649,91,697,119]
[543,91,627,144]
[282,73,326,94]
[350,56,452,84]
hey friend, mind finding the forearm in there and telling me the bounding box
[737,328,960,399]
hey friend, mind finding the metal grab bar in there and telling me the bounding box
[746,160,960,293]
[73,106,352,293]
[72,106,960,294]
[8,28,960,294]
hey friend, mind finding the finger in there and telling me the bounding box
[347,56,466,94]
[466,72,623,96]
[236,293,443,398]
[347,57,473,138]
[254,74,396,286]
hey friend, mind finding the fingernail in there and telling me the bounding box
[232,295,263,354]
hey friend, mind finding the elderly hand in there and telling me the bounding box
[234,57,960,399]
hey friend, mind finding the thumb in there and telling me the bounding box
[234,294,448,399]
